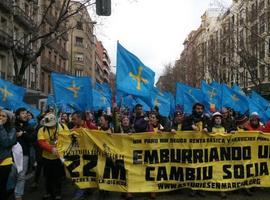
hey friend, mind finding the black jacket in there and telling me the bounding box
[182,114,210,131]
[15,120,36,156]
[223,117,237,133]
[130,114,148,133]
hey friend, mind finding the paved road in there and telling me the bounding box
[22,178,270,200]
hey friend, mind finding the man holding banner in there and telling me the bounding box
[37,113,68,200]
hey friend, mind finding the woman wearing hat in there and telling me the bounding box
[245,112,264,131]
[209,112,226,133]
[0,109,17,199]
[37,113,68,200]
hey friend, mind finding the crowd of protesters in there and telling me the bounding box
[1,102,270,200]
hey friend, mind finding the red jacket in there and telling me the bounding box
[262,121,270,133]
[245,123,264,131]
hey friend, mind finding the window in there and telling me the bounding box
[259,0,265,11]
[260,65,265,80]
[63,61,67,71]
[75,37,83,47]
[30,71,34,82]
[0,55,5,79]
[75,53,84,62]
[222,57,226,65]
[268,66,270,81]
[48,50,51,60]
[41,72,45,92]
[48,74,51,93]
[14,27,19,40]
[25,3,30,17]
[0,17,7,32]
[75,70,83,77]
[259,41,265,59]
[59,58,61,69]
[259,14,266,34]
[76,21,83,30]
[269,38,270,55]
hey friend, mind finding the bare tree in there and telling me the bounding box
[211,0,270,93]
[10,0,96,86]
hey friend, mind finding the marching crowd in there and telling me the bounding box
[1,102,270,200]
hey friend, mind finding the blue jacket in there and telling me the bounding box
[0,125,16,162]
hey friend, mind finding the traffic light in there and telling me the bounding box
[96,0,111,16]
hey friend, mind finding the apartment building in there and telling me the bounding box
[0,0,39,90]
[67,1,96,80]
[175,0,270,96]
[39,0,69,96]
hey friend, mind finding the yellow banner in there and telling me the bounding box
[57,129,270,192]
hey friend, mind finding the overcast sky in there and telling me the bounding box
[93,0,232,82]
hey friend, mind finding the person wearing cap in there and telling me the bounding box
[37,113,68,200]
[171,111,184,132]
[245,112,264,131]
[0,109,17,200]
[209,112,226,133]
[14,107,36,200]
[235,114,249,131]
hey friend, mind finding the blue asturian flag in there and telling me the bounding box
[116,42,155,98]
[51,73,92,111]
[201,80,222,112]
[221,84,248,113]
[92,89,111,111]
[183,88,203,114]
[95,82,112,101]
[250,91,269,111]
[0,78,26,108]
[232,84,246,96]
[176,82,203,114]
[151,88,171,117]
[248,98,270,123]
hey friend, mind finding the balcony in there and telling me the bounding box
[0,29,12,48]
[0,0,12,12]
[46,38,69,60]
[59,46,69,60]
[41,56,57,72]
[13,6,36,30]
[22,79,27,88]
[30,81,36,90]
[14,40,34,58]
[103,58,110,67]
[103,67,109,76]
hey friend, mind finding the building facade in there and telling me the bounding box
[67,1,96,80]
[95,39,111,84]
[39,0,69,96]
[175,0,270,96]
[0,0,39,91]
